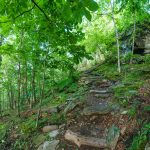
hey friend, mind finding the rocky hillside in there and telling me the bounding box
[0,59,150,150]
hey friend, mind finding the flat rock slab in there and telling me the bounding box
[37,140,59,150]
[82,104,111,116]
[42,125,58,133]
[64,130,107,148]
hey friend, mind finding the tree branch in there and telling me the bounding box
[0,5,35,24]
[31,0,51,23]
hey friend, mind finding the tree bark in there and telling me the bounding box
[0,91,2,116]
[25,62,30,106]
[17,62,21,117]
[36,61,45,128]
[32,65,36,104]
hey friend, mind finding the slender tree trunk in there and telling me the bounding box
[36,62,45,128]
[38,75,42,100]
[10,85,14,109]
[7,88,12,109]
[18,62,21,117]
[2,90,5,113]
[0,91,2,116]
[110,0,121,73]
[29,80,32,108]
[32,65,36,104]
[132,13,136,54]
[25,62,29,106]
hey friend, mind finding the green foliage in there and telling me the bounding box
[144,55,150,64]
[96,63,121,81]
[144,105,150,112]
[121,52,132,64]
[0,123,7,142]
[13,138,29,150]
[49,113,66,125]
[57,78,74,91]
[20,118,36,135]
[121,53,143,64]
[128,123,150,150]
[113,84,138,107]
[131,55,144,64]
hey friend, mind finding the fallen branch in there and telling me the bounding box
[64,130,107,148]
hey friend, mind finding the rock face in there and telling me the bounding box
[145,34,150,54]
[42,125,58,133]
[120,22,150,55]
[37,140,59,150]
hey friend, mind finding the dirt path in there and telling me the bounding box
[34,71,139,150]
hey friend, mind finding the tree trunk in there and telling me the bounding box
[7,88,12,109]
[132,13,136,54]
[110,0,121,73]
[36,62,45,128]
[10,84,15,109]
[0,91,2,116]
[32,65,36,104]
[18,62,21,117]
[25,62,30,106]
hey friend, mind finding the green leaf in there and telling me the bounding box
[84,8,92,21]
[144,105,150,111]
[83,0,99,11]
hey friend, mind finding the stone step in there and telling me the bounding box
[94,93,110,98]
[64,130,107,148]
[82,104,111,116]
[90,90,111,94]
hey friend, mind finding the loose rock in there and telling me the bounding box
[42,125,58,133]
[48,130,59,138]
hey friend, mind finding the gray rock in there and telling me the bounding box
[37,140,59,150]
[59,124,65,129]
[90,90,110,94]
[94,93,110,98]
[64,101,79,114]
[82,104,111,116]
[106,125,120,150]
[145,143,150,150]
[48,130,59,138]
[42,125,58,133]
[41,107,58,113]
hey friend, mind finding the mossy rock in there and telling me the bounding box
[32,134,46,147]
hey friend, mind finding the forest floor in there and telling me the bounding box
[0,61,150,150]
